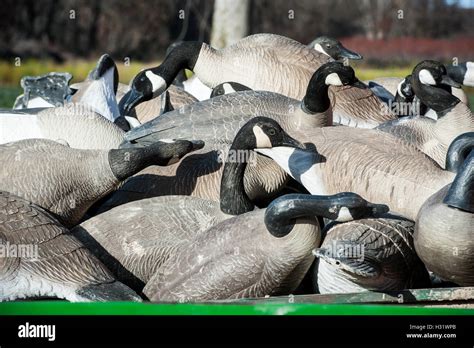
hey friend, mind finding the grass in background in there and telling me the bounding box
[0,59,473,110]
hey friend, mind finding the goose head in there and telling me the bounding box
[446,61,474,87]
[220,117,306,216]
[231,116,305,151]
[210,82,251,98]
[411,60,462,114]
[414,132,474,286]
[308,36,362,61]
[414,60,461,88]
[303,61,365,113]
[119,68,166,115]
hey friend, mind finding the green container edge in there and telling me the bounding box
[0,302,473,316]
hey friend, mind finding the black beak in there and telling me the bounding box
[280,132,306,150]
[367,202,390,217]
[441,74,462,89]
[119,88,145,116]
[337,45,363,60]
[352,79,367,89]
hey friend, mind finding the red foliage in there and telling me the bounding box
[340,36,474,64]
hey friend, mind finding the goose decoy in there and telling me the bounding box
[95,63,358,212]
[314,215,430,294]
[0,191,140,302]
[128,85,198,124]
[376,60,474,168]
[142,193,388,302]
[124,61,361,146]
[210,81,251,98]
[68,54,138,130]
[307,36,362,60]
[13,72,72,109]
[119,34,394,128]
[255,125,455,221]
[0,138,203,227]
[74,117,305,291]
[446,61,474,87]
[414,132,474,286]
[0,104,126,149]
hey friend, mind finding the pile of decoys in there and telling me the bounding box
[0,33,473,302]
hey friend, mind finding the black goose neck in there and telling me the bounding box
[443,150,474,213]
[446,132,474,173]
[302,69,331,114]
[153,41,203,86]
[219,133,256,216]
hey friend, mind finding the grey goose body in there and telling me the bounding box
[0,138,202,227]
[0,191,140,302]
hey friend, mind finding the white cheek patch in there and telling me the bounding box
[335,207,354,222]
[145,71,166,94]
[397,80,405,97]
[325,73,343,86]
[314,43,330,57]
[419,69,436,85]
[464,62,474,86]
[223,83,236,94]
[252,125,272,148]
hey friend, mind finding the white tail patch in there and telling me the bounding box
[252,125,272,148]
[325,73,343,86]
[78,68,119,122]
[464,62,474,86]
[419,69,436,85]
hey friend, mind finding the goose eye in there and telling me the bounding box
[268,129,276,136]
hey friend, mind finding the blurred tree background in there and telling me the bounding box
[0,0,472,108]
[0,0,472,62]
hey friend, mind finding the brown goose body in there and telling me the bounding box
[144,207,320,301]
[142,192,388,302]
[315,216,429,294]
[377,102,474,168]
[257,126,455,221]
[0,191,140,302]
